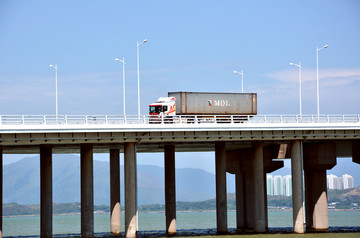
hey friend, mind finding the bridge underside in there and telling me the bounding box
[0,124,359,237]
[0,128,358,154]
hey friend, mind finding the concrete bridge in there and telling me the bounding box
[0,114,359,237]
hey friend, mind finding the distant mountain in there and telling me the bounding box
[3,155,235,205]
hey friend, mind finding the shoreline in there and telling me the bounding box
[4,208,360,218]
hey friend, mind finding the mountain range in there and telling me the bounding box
[3,154,235,205]
[3,155,359,205]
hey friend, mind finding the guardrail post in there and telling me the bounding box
[231,115,234,124]
[264,115,267,123]
[195,116,198,124]
[43,115,46,125]
[21,115,25,125]
[65,115,68,125]
[0,115,2,125]
[105,115,108,124]
[342,115,345,123]
[85,116,88,124]
[327,115,330,123]
[280,115,283,123]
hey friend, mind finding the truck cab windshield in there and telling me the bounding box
[149,106,162,114]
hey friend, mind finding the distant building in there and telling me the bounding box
[327,174,354,190]
[273,175,283,196]
[267,175,274,196]
[343,174,354,189]
[283,175,292,197]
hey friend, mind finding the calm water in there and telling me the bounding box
[3,210,360,237]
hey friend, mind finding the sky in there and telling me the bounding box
[1,0,360,173]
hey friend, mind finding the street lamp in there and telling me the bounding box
[49,64,58,116]
[137,39,148,117]
[289,62,302,117]
[233,70,244,93]
[115,57,126,116]
[316,45,328,118]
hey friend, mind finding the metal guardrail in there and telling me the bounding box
[0,114,359,125]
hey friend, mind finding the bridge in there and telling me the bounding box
[1,114,360,237]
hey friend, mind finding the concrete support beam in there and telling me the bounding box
[235,172,244,230]
[81,144,94,237]
[215,142,227,233]
[352,140,360,164]
[40,145,52,238]
[291,141,305,233]
[311,170,328,230]
[238,151,254,230]
[110,149,121,234]
[164,145,176,234]
[124,142,137,238]
[305,169,329,230]
[0,149,2,238]
[303,142,336,231]
[252,142,266,233]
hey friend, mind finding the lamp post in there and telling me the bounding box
[49,64,58,116]
[233,70,244,93]
[289,62,302,117]
[137,39,148,118]
[115,58,126,116]
[316,45,328,118]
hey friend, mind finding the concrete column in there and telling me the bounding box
[291,141,305,233]
[40,145,52,238]
[235,172,244,229]
[110,149,121,234]
[304,169,313,230]
[252,142,266,233]
[164,145,176,234]
[124,142,137,238]
[311,169,329,230]
[303,142,336,231]
[215,142,227,233]
[81,144,94,237]
[0,149,2,238]
[241,158,254,230]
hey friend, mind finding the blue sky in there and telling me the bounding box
[1,1,360,172]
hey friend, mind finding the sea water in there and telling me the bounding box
[2,210,360,237]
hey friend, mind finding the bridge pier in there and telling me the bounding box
[304,142,336,231]
[235,172,245,229]
[215,142,227,233]
[81,144,94,237]
[291,141,305,233]
[165,145,176,234]
[253,142,266,232]
[124,142,137,238]
[0,149,2,238]
[110,149,121,234]
[40,145,53,238]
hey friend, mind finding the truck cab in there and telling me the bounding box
[149,97,176,122]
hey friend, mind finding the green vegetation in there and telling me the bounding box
[3,188,359,216]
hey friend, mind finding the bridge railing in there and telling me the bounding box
[0,114,359,125]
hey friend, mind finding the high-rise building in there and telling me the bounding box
[283,175,292,197]
[273,175,283,196]
[267,175,274,196]
[327,174,338,189]
[343,174,354,189]
[327,174,354,190]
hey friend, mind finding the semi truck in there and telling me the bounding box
[149,92,257,123]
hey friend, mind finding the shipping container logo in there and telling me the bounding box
[207,99,230,107]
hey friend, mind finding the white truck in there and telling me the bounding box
[149,92,257,123]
